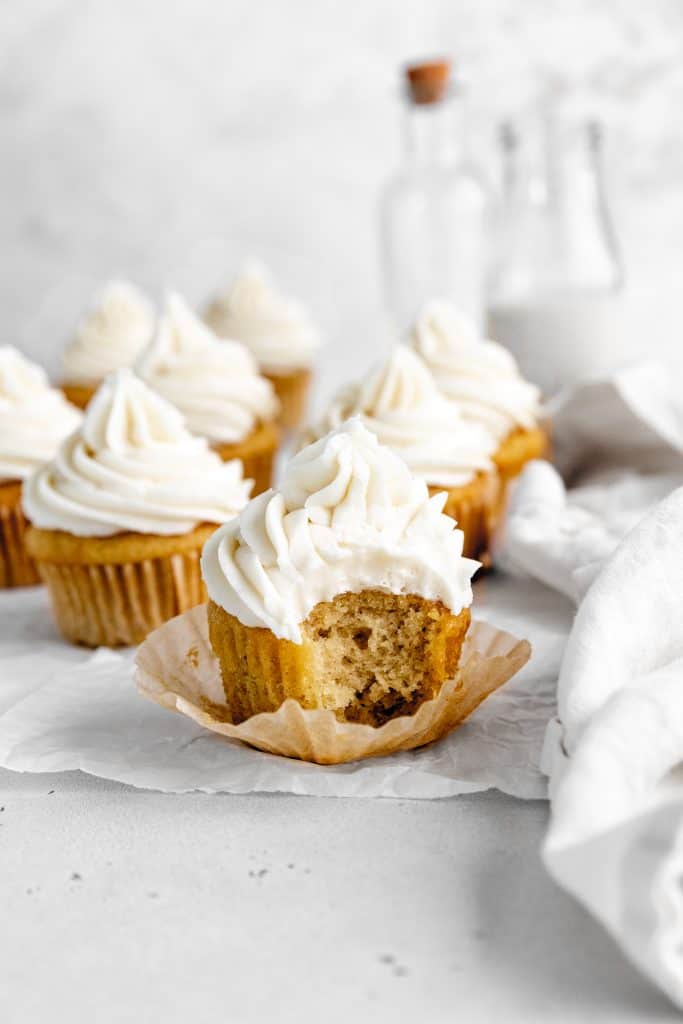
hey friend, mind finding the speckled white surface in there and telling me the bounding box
[0,575,675,1022]
[1,772,679,1024]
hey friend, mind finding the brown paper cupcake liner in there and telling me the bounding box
[36,550,207,647]
[135,604,531,765]
[212,421,280,496]
[264,368,311,431]
[0,495,40,588]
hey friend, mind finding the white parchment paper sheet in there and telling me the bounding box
[0,576,572,798]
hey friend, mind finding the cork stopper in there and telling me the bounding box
[405,59,451,105]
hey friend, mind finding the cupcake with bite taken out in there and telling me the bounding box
[23,369,251,646]
[410,301,547,494]
[0,347,81,587]
[204,261,319,430]
[136,293,280,494]
[201,418,478,726]
[301,346,499,561]
[61,280,155,409]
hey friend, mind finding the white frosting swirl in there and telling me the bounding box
[204,261,319,373]
[136,293,278,444]
[23,370,251,537]
[306,347,496,488]
[62,281,155,386]
[411,300,541,441]
[0,347,82,482]
[201,418,477,643]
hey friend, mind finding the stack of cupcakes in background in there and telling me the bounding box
[0,347,82,587]
[136,293,280,494]
[1,260,546,667]
[303,345,499,561]
[205,261,319,430]
[60,280,155,409]
[23,370,251,646]
[410,300,546,510]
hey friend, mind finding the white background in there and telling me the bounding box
[3,0,683,404]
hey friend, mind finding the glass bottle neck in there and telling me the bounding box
[402,99,459,166]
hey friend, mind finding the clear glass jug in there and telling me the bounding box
[487,108,624,395]
[380,60,490,335]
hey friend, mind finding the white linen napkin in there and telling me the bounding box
[496,363,683,1006]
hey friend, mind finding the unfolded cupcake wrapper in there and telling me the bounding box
[135,604,532,765]
[37,551,207,647]
[0,500,40,588]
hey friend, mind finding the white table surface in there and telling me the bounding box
[1,772,678,1024]
[0,576,679,1023]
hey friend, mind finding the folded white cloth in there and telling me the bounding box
[496,363,683,1006]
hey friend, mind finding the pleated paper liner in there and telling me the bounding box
[38,552,207,647]
[430,470,500,565]
[135,604,531,765]
[0,487,41,587]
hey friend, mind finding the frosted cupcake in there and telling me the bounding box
[204,262,319,429]
[136,293,280,494]
[302,346,499,560]
[0,347,81,587]
[61,280,155,409]
[201,418,478,725]
[411,301,546,488]
[24,370,251,646]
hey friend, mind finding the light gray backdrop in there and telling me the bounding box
[3,0,682,405]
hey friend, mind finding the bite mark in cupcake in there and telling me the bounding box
[201,418,479,725]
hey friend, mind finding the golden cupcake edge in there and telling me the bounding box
[263,368,311,431]
[61,382,98,411]
[207,588,471,727]
[428,469,500,564]
[212,420,280,496]
[0,480,41,588]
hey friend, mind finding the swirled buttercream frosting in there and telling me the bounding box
[411,300,540,440]
[0,347,82,482]
[204,261,319,373]
[136,292,278,444]
[62,281,155,386]
[201,417,478,643]
[23,369,251,537]
[305,346,496,488]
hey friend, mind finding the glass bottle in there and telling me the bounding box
[487,108,624,395]
[380,59,490,335]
